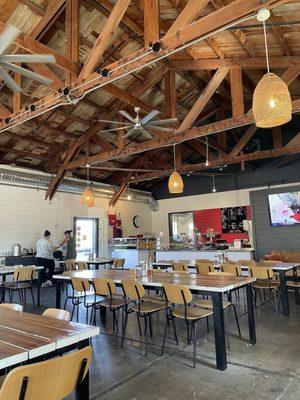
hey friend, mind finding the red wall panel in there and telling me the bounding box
[194,206,251,242]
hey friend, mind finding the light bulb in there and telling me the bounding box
[174,182,178,187]
[212,187,216,193]
[127,194,132,200]
[205,160,209,166]
[269,99,276,108]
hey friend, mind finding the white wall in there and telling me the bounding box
[0,184,153,256]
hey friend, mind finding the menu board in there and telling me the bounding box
[221,207,247,233]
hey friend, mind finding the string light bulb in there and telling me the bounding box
[205,136,209,166]
[212,175,216,193]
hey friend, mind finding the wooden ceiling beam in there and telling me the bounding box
[272,126,282,149]
[228,125,258,157]
[78,0,132,80]
[144,0,160,46]
[230,67,244,117]
[0,144,48,161]
[0,104,10,118]
[13,73,21,114]
[65,0,79,84]
[171,57,300,70]
[177,68,229,132]
[164,68,177,118]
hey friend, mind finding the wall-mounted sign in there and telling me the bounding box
[221,207,247,233]
[108,214,116,226]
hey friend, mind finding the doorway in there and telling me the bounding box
[73,217,99,260]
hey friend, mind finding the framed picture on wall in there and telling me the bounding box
[221,207,247,233]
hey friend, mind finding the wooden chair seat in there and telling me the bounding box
[3,282,31,289]
[99,297,126,309]
[131,300,165,314]
[172,305,212,320]
[286,281,300,287]
[194,298,231,310]
[253,281,279,289]
[144,295,165,303]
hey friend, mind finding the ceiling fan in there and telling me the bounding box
[97,107,178,139]
[0,24,56,92]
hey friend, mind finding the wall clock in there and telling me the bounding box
[133,215,142,228]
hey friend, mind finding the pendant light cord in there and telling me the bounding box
[206,136,209,164]
[173,144,176,171]
[87,165,90,188]
[263,20,270,73]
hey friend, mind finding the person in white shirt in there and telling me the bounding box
[36,230,66,287]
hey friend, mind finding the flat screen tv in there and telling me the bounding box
[268,192,300,226]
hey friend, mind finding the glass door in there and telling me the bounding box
[74,217,99,260]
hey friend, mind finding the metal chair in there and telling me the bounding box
[0,303,23,312]
[121,280,165,355]
[64,278,96,322]
[2,267,35,307]
[161,283,212,368]
[111,258,125,269]
[172,262,189,272]
[76,261,88,270]
[195,262,213,275]
[42,307,71,321]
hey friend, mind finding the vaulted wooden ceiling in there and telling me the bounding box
[0,0,300,205]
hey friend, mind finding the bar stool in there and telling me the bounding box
[121,280,165,355]
[161,283,213,368]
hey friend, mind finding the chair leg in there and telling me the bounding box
[224,309,230,349]
[206,316,209,333]
[113,310,119,347]
[24,289,27,306]
[144,316,148,356]
[187,322,191,345]
[193,322,197,368]
[121,312,128,348]
[136,313,142,337]
[161,316,169,356]
[274,289,279,315]
[71,303,76,321]
[232,304,241,338]
[149,314,153,338]
[63,297,68,310]
[29,287,35,307]
[76,302,79,322]
[171,316,178,345]
[17,289,22,304]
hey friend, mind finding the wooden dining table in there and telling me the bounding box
[0,308,99,399]
[153,260,298,316]
[53,269,256,371]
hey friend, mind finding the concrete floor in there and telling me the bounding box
[27,287,300,400]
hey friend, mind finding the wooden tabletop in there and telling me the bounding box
[153,260,297,271]
[0,309,99,369]
[53,269,256,293]
[0,265,43,275]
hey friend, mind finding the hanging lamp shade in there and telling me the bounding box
[168,171,184,194]
[253,73,292,128]
[82,187,94,207]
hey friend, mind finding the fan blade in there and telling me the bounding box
[98,119,131,125]
[141,110,160,125]
[124,127,137,138]
[139,127,153,139]
[146,125,175,133]
[0,54,56,63]
[118,110,136,123]
[2,62,52,85]
[97,125,133,134]
[147,118,178,126]
[0,25,20,55]
[0,66,21,92]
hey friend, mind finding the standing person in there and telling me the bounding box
[64,230,77,260]
[36,230,65,287]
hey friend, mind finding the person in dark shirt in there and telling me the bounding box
[64,230,77,260]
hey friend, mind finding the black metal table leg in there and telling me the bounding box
[246,283,256,344]
[279,270,289,316]
[76,339,90,400]
[37,269,42,307]
[55,279,62,308]
[212,292,227,371]
[295,287,300,305]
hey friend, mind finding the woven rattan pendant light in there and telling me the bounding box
[168,145,183,194]
[253,9,292,128]
[82,164,94,207]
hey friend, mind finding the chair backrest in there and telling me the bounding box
[0,303,23,312]
[172,262,189,272]
[0,346,92,400]
[71,277,91,293]
[238,259,256,266]
[221,263,242,276]
[76,261,88,270]
[249,265,274,280]
[195,259,211,263]
[65,259,76,271]
[13,267,34,282]
[208,271,236,277]
[112,258,125,269]
[121,280,145,300]
[42,308,71,321]
[195,262,213,275]
[163,283,192,305]
[93,278,117,296]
